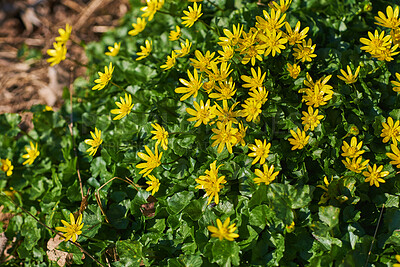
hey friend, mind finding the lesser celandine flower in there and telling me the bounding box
[55,213,84,242]
[214,100,240,125]
[55,24,72,44]
[190,50,216,72]
[341,137,365,158]
[174,39,192,57]
[259,29,287,57]
[22,142,40,165]
[169,25,181,41]
[151,123,168,150]
[285,21,309,45]
[342,156,369,173]
[186,99,217,127]
[363,164,389,187]
[394,255,400,267]
[248,139,271,165]
[111,93,134,120]
[288,128,309,150]
[301,106,324,131]
[47,42,67,66]
[234,122,248,147]
[249,86,269,105]
[207,217,239,241]
[218,24,243,47]
[287,63,301,79]
[92,63,114,90]
[140,0,164,21]
[256,9,286,32]
[391,73,400,93]
[136,144,162,177]
[360,30,391,56]
[381,116,400,145]
[253,163,279,185]
[195,160,226,205]
[129,17,146,36]
[293,38,317,62]
[374,5,400,29]
[136,40,152,61]
[209,77,236,101]
[217,45,234,62]
[337,65,360,84]
[386,144,400,168]
[175,69,203,101]
[241,99,262,122]
[84,128,103,156]
[241,67,266,91]
[160,51,177,70]
[146,175,160,195]
[1,159,14,176]
[105,42,121,57]
[269,0,292,13]
[211,121,238,154]
[181,2,203,28]
[207,62,233,82]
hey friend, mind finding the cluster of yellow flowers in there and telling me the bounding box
[46,24,71,66]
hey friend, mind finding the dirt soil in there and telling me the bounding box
[0,0,130,115]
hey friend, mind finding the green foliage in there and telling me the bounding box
[2,0,400,266]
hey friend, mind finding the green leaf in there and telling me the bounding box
[249,204,274,230]
[319,206,340,228]
[167,191,194,215]
[116,240,144,265]
[211,241,240,266]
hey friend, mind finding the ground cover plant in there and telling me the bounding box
[2,0,400,265]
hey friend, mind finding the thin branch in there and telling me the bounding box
[364,204,385,267]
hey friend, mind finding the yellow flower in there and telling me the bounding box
[217,45,235,62]
[203,80,215,94]
[259,29,287,57]
[190,50,216,72]
[211,121,238,153]
[55,213,84,242]
[341,136,365,158]
[46,42,67,66]
[209,77,236,101]
[110,93,134,120]
[175,69,203,101]
[213,100,240,125]
[136,145,162,177]
[160,51,177,70]
[301,106,324,131]
[374,43,399,62]
[136,40,152,61]
[248,139,271,165]
[317,176,332,204]
[151,123,168,150]
[146,175,160,195]
[363,164,389,187]
[84,128,103,156]
[92,62,114,91]
[337,65,360,84]
[105,42,121,57]
[207,217,239,241]
[301,74,333,107]
[269,0,292,13]
[207,62,233,82]
[186,99,217,127]
[288,128,309,150]
[239,43,264,66]
[293,39,317,62]
[181,2,203,28]
[360,30,391,56]
[43,105,53,112]
[140,0,164,21]
[391,73,400,93]
[195,160,227,205]
[394,255,400,267]
[342,156,369,173]
[256,9,286,32]
[174,39,192,57]
[241,99,262,122]
[128,17,146,36]
[285,21,309,45]
[218,24,243,47]
[391,28,400,46]
[169,25,181,41]
[387,144,400,168]
[55,24,72,44]
[240,67,266,91]
[253,164,279,185]
[248,87,269,105]
[374,5,400,29]
[234,122,248,147]
[287,63,301,79]
[381,117,400,145]
[1,159,14,176]
[22,141,40,165]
